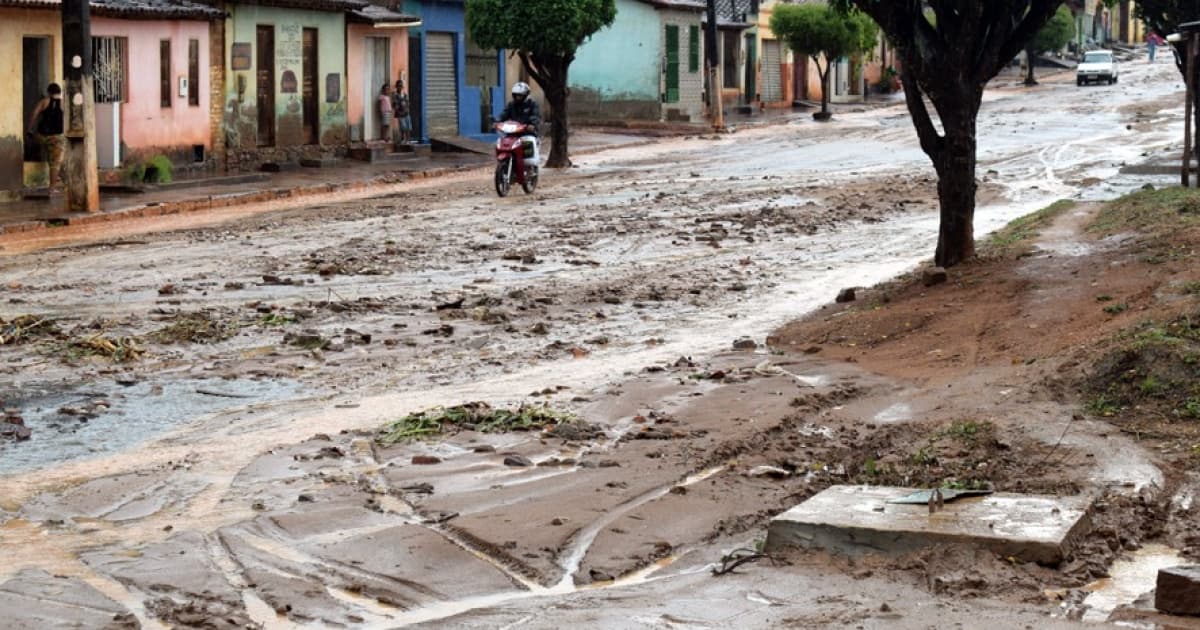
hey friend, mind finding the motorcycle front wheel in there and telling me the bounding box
[494,159,512,197]
[521,166,538,194]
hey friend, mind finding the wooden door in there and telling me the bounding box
[256,25,275,147]
[302,27,318,145]
[743,34,756,104]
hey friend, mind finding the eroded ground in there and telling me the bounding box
[0,61,1196,628]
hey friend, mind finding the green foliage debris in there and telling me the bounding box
[377,402,577,444]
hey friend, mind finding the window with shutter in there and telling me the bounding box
[665,24,680,103]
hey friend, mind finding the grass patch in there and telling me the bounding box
[1087,311,1200,422]
[985,199,1075,252]
[1103,303,1129,315]
[0,315,60,345]
[1088,187,1200,236]
[149,313,236,344]
[377,402,578,444]
[59,333,143,362]
[1181,281,1200,296]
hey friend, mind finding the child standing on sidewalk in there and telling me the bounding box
[392,79,412,146]
[378,83,394,142]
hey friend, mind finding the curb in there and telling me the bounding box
[0,164,474,237]
[0,137,666,239]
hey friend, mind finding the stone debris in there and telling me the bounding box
[1155,565,1200,616]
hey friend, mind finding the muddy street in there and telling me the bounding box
[0,61,1193,628]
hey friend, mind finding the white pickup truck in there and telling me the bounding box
[1077,50,1119,86]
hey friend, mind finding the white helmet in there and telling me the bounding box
[512,82,531,97]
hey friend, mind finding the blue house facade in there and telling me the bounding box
[402,0,506,142]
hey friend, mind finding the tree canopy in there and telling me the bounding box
[465,0,617,168]
[465,0,616,56]
[1031,5,1074,55]
[770,3,877,63]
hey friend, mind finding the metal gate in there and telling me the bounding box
[425,32,458,137]
[761,39,782,103]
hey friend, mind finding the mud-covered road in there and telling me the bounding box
[0,61,1190,628]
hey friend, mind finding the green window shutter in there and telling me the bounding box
[689,25,700,73]
[665,24,680,103]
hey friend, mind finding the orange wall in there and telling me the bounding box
[92,18,212,153]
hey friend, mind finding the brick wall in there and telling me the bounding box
[208,6,226,171]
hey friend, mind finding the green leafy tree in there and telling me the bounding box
[1137,0,1200,168]
[466,0,617,168]
[770,3,879,119]
[833,0,1064,267]
[1025,5,1075,85]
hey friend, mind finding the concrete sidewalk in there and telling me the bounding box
[0,130,652,237]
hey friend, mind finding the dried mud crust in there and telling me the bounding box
[767,191,1200,578]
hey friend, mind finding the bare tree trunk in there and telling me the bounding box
[903,76,981,267]
[546,64,570,168]
[520,51,573,168]
[1024,45,1038,86]
[932,112,978,266]
[813,56,830,118]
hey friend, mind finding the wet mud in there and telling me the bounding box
[0,62,1194,627]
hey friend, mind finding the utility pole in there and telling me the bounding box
[62,0,100,211]
[706,0,724,131]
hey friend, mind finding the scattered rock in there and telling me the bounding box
[157,283,182,295]
[836,288,856,303]
[550,517,566,526]
[922,266,948,287]
[732,337,757,350]
[747,465,791,479]
[598,460,621,468]
[589,569,614,582]
[411,455,442,465]
[473,444,497,453]
[1156,565,1200,616]
[503,455,533,467]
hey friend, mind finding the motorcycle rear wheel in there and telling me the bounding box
[494,159,512,197]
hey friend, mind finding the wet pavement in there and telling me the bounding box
[0,60,1191,627]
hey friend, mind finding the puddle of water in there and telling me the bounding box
[1081,543,1188,623]
[243,591,294,630]
[0,378,308,474]
[873,403,912,424]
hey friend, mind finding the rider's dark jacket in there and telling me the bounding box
[499,98,540,135]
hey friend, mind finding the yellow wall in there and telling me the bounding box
[0,8,63,200]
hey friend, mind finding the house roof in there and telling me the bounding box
[636,0,706,12]
[699,0,757,29]
[227,0,369,12]
[0,0,224,19]
[92,0,224,20]
[348,2,419,24]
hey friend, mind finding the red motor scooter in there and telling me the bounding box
[493,121,538,197]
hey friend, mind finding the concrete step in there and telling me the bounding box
[430,136,495,155]
[764,485,1093,565]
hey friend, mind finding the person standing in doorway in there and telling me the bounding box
[27,83,65,195]
[392,78,412,146]
[378,83,394,142]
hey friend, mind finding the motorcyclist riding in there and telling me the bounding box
[498,82,541,165]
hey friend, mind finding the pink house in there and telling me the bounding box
[345,3,418,143]
[87,0,224,175]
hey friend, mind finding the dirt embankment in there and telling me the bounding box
[764,187,1200,600]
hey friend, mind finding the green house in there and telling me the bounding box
[570,0,706,124]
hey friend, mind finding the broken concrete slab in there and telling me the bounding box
[0,568,136,629]
[764,485,1092,564]
[1157,565,1200,616]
